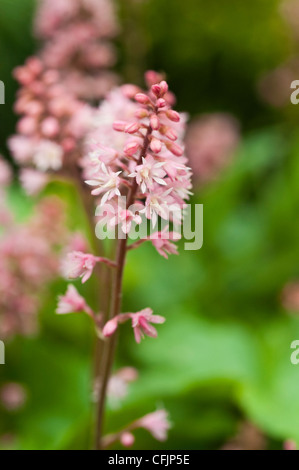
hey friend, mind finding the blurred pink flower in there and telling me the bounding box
[34,0,119,100]
[136,409,171,441]
[61,251,98,283]
[0,383,27,412]
[282,282,299,312]
[20,169,49,196]
[186,113,240,184]
[56,284,91,314]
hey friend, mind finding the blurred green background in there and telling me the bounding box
[1,0,299,450]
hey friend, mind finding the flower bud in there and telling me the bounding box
[166,110,180,122]
[113,121,127,132]
[150,114,160,130]
[150,138,162,153]
[124,141,140,156]
[135,93,150,104]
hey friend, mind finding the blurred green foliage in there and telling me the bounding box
[1,0,299,450]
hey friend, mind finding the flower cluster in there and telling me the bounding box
[34,0,119,100]
[9,57,95,184]
[0,196,66,339]
[84,72,192,232]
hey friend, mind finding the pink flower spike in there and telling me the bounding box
[137,409,171,441]
[62,251,98,283]
[56,285,89,315]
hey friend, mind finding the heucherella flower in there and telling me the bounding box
[103,308,166,343]
[149,227,181,259]
[84,73,192,237]
[62,251,98,283]
[56,284,92,315]
[34,0,119,100]
[61,251,116,283]
[9,56,97,178]
[85,162,121,204]
[129,155,166,193]
[20,169,49,196]
[0,197,66,339]
[105,367,138,408]
[135,409,171,441]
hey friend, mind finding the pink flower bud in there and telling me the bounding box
[41,117,60,137]
[62,138,76,153]
[156,98,167,108]
[165,127,178,141]
[113,121,127,132]
[120,432,135,447]
[150,114,160,130]
[17,117,36,135]
[121,84,141,98]
[166,110,180,122]
[151,84,162,97]
[145,70,164,87]
[26,57,43,76]
[135,109,149,119]
[125,123,140,134]
[150,138,162,153]
[166,142,184,156]
[103,318,118,337]
[160,81,169,95]
[124,141,140,156]
[135,93,150,104]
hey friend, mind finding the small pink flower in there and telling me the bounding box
[56,284,89,314]
[85,162,121,204]
[103,308,165,343]
[149,227,181,259]
[62,251,98,283]
[136,409,171,441]
[20,169,48,195]
[130,308,165,343]
[129,155,166,194]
